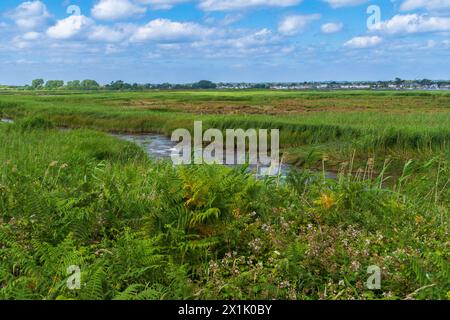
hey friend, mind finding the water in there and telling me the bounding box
[115,133,178,161]
[2,119,330,179]
[114,133,291,178]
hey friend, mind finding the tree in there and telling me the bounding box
[80,80,100,90]
[109,80,127,90]
[394,77,404,86]
[419,79,433,86]
[45,80,64,89]
[31,79,44,89]
[192,80,217,89]
[67,80,81,90]
[158,83,172,90]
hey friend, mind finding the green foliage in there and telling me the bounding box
[0,94,448,300]
[16,116,55,131]
[31,79,44,89]
[192,80,217,89]
[81,80,100,90]
[45,80,64,90]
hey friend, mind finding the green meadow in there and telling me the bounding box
[0,90,449,300]
[1,90,449,167]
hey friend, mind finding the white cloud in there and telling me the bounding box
[11,31,42,49]
[44,11,134,43]
[344,35,382,48]
[220,13,244,26]
[8,0,51,29]
[47,15,94,40]
[229,28,275,48]
[278,14,320,36]
[137,0,190,10]
[21,31,42,41]
[92,0,146,20]
[198,0,302,11]
[89,24,135,42]
[183,28,285,59]
[323,0,368,8]
[321,22,343,33]
[400,0,450,11]
[130,19,213,42]
[371,14,450,34]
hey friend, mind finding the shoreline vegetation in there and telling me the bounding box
[0,89,448,300]
[0,90,448,172]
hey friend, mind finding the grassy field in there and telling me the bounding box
[1,90,449,171]
[0,90,449,300]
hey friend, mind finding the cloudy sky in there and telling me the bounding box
[0,0,449,84]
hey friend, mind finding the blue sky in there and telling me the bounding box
[0,0,449,85]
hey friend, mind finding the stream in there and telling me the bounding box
[2,118,336,179]
[113,133,291,178]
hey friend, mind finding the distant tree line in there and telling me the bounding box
[27,79,101,90]
[24,79,219,91]
[7,78,450,91]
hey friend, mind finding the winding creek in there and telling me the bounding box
[2,119,289,178]
[113,133,291,178]
[2,118,338,179]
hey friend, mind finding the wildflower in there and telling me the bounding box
[415,215,425,224]
[49,160,58,167]
[248,238,263,253]
[209,261,219,273]
[60,163,68,169]
[279,281,291,289]
[315,193,336,210]
[351,261,361,272]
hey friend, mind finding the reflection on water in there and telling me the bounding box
[115,134,179,161]
[1,121,332,179]
[114,133,290,178]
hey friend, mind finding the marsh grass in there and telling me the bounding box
[0,90,448,300]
